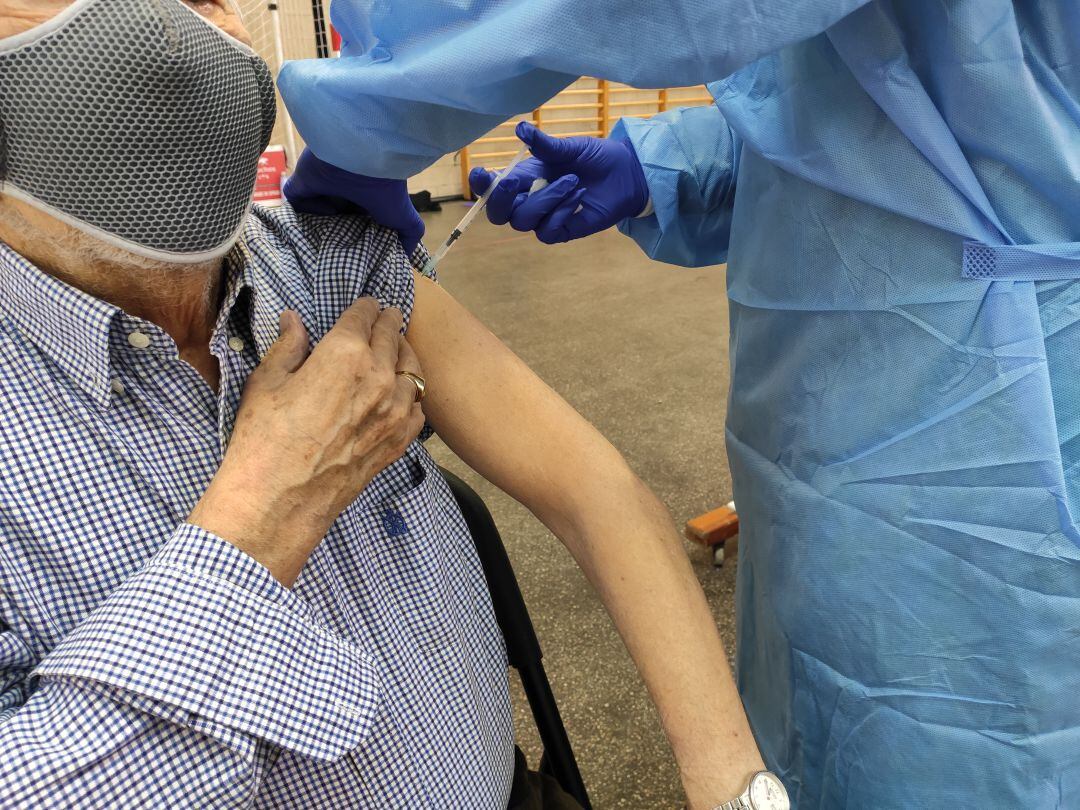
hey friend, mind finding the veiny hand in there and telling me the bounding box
[189,298,425,585]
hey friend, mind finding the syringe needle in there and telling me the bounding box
[421,143,531,276]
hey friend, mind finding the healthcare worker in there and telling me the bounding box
[278,1,1080,806]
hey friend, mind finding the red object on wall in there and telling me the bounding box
[330,25,342,56]
[254,145,288,206]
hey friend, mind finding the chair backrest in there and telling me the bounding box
[439,467,592,810]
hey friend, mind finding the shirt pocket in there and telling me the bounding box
[361,452,460,649]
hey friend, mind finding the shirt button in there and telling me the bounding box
[127,331,151,349]
[227,336,246,353]
[110,379,125,395]
[382,509,408,537]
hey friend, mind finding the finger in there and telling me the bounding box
[368,306,405,369]
[355,399,425,480]
[536,187,590,244]
[280,188,348,216]
[365,355,423,455]
[365,179,424,241]
[388,206,425,255]
[479,158,548,225]
[260,310,310,376]
[407,400,426,440]
[393,372,423,412]
[400,401,427,453]
[394,337,426,411]
[516,121,581,164]
[469,167,495,197]
[485,176,521,225]
[508,174,580,232]
[326,296,381,345]
[395,334,422,376]
[560,198,612,241]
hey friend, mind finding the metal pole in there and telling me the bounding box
[268,2,300,166]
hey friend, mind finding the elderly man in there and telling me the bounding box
[0,1,783,809]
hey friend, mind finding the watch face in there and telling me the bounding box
[748,772,790,810]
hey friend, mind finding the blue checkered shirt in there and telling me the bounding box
[0,206,514,808]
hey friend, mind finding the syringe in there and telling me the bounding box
[421,143,531,275]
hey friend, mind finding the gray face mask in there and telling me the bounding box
[0,0,276,263]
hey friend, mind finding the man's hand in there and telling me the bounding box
[189,299,425,586]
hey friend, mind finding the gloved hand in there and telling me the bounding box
[468,121,650,244]
[283,149,426,254]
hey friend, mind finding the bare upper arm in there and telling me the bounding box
[407,270,632,530]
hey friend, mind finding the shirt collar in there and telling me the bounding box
[0,240,120,408]
[0,239,253,409]
[225,224,286,360]
[208,242,254,357]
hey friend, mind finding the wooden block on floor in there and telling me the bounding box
[684,502,739,548]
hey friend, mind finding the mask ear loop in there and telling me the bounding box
[0,113,8,189]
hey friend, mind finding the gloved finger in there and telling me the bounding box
[281,173,352,215]
[469,167,496,197]
[397,207,425,255]
[285,195,352,216]
[535,187,589,245]
[516,121,584,164]
[507,174,580,232]
[470,164,540,200]
[337,179,425,252]
[484,176,523,225]
[557,199,615,241]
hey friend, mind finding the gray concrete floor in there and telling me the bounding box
[420,204,735,809]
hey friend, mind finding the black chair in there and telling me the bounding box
[439,467,592,810]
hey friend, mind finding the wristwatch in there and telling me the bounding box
[713,771,790,810]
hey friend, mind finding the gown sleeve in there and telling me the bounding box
[615,104,741,268]
[277,0,871,178]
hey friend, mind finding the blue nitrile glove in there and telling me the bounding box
[468,121,650,244]
[283,149,426,254]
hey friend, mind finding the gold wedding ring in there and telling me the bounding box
[397,370,427,403]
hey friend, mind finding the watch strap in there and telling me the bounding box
[715,796,751,810]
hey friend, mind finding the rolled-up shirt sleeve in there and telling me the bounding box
[0,524,380,808]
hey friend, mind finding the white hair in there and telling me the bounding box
[56,224,223,278]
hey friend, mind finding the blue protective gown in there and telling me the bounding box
[280,1,1080,806]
